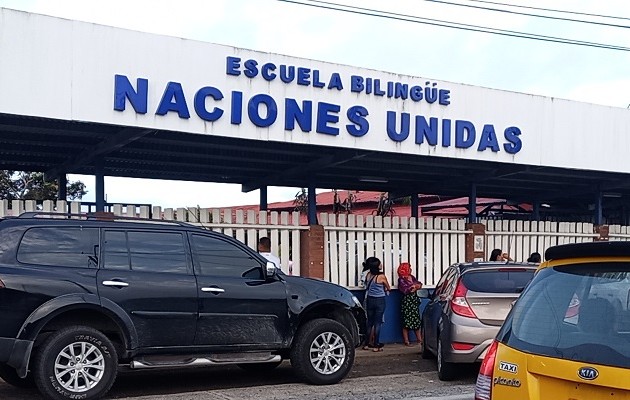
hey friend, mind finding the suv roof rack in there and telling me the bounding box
[16,211,196,227]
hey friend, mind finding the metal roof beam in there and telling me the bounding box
[45,128,154,179]
[241,151,371,193]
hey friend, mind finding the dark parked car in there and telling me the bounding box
[420,261,536,380]
[0,213,365,400]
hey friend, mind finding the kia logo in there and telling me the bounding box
[577,366,599,380]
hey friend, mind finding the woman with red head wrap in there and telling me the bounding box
[397,262,423,347]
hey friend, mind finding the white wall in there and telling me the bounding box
[1,8,629,173]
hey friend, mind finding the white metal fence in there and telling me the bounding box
[483,220,599,262]
[320,213,468,288]
[4,199,630,288]
[609,225,630,242]
[0,200,306,276]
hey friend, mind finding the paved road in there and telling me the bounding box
[0,344,477,399]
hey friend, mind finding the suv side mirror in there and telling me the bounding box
[266,261,277,278]
[416,288,430,298]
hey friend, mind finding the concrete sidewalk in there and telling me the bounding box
[355,342,424,358]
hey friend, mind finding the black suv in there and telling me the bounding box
[0,213,365,400]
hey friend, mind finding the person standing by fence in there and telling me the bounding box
[489,248,512,261]
[527,252,541,263]
[258,236,281,270]
[362,256,391,352]
[397,262,423,347]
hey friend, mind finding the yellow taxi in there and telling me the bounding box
[474,241,630,400]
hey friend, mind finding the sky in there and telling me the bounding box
[1,0,629,208]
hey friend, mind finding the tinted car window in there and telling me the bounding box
[102,230,188,274]
[434,267,456,297]
[128,231,187,273]
[191,234,262,279]
[18,227,99,268]
[498,263,630,368]
[102,230,129,270]
[462,269,534,293]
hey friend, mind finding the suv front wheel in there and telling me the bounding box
[32,326,118,400]
[290,318,354,385]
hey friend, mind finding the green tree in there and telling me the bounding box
[0,171,86,201]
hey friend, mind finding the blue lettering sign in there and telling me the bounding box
[261,63,277,81]
[346,106,369,137]
[415,116,438,146]
[478,124,500,152]
[114,75,148,114]
[113,64,526,155]
[386,111,410,142]
[316,102,341,135]
[297,67,310,86]
[285,98,313,132]
[248,94,278,127]
[328,73,343,91]
[226,56,241,76]
[442,119,452,147]
[244,59,258,78]
[156,82,190,118]
[504,127,522,154]
[312,70,325,88]
[231,91,243,125]
[194,87,224,122]
[455,120,475,148]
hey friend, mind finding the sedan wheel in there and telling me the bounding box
[437,335,457,381]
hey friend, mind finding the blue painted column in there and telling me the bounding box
[468,183,477,223]
[95,158,105,212]
[595,191,603,225]
[411,193,419,219]
[532,200,540,221]
[260,186,268,211]
[58,174,67,201]
[307,183,317,225]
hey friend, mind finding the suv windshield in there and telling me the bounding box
[498,262,630,368]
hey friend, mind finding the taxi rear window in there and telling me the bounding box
[497,263,630,368]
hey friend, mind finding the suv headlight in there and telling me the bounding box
[351,295,363,308]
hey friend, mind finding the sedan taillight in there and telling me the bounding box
[451,278,477,318]
[475,340,499,400]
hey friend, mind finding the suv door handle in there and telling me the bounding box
[201,287,225,293]
[102,280,129,288]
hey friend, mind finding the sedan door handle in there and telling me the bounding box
[201,287,225,293]
[102,280,129,288]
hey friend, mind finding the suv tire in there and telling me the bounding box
[437,334,457,381]
[290,318,354,385]
[0,362,34,388]
[32,326,118,400]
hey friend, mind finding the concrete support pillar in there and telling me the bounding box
[300,225,325,279]
[465,223,486,262]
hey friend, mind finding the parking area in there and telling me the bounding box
[0,344,477,400]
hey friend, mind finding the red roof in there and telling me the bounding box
[223,191,532,223]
